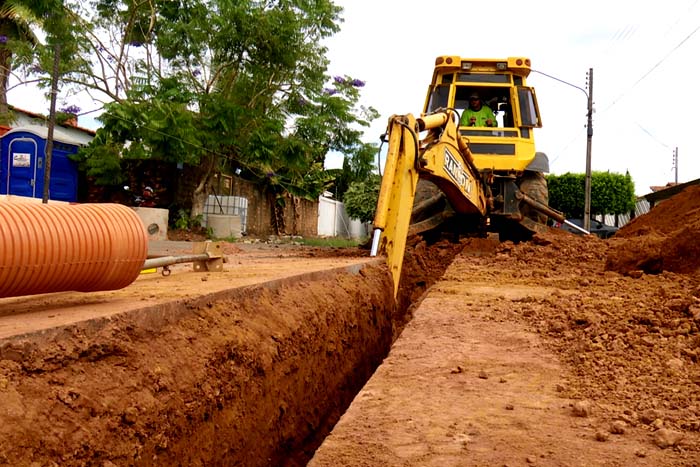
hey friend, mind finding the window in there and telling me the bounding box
[455,87,511,128]
[427,85,450,112]
[517,87,540,127]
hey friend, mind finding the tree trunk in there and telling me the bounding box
[270,191,286,236]
[190,184,209,222]
[189,155,218,223]
[0,48,13,117]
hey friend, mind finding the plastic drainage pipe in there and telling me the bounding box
[0,202,148,299]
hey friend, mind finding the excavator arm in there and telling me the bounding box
[370,110,488,297]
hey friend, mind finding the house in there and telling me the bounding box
[0,107,95,202]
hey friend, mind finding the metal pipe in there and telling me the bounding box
[142,254,211,270]
[515,190,566,223]
[370,228,382,257]
[515,190,590,235]
[563,219,590,235]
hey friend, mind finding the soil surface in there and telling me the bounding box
[1,186,700,466]
[311,186,700,466]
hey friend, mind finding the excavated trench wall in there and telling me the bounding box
[0,264,394,466]
[0,240,463,466]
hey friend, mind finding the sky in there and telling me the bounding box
[323,0,700,195]
[7,1,699,197]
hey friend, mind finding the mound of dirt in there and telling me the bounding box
[606,185,700,276]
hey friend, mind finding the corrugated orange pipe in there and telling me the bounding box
[0,202,148,298]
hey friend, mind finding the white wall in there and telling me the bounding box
[317,196,369,239]
[12,113,95,145]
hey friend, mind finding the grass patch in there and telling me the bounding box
[296,237,365,248]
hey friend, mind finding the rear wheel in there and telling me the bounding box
[518,171,549,224]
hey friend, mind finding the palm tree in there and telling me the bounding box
[0,0,39,116]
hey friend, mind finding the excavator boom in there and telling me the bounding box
[371,111,487,296]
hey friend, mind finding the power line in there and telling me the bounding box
[604,21,700,112]
[634,122,670,149]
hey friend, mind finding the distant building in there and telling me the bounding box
[599,178,700,229]
[0,107,96,202]
[645,179,700,208]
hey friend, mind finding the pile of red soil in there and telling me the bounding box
[606,185,700,276]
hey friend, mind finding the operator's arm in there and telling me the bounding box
[460,110,473,127]
[483,106,496,127]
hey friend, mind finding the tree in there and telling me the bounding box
[547,171,636,219]
[0,0,40,117]
[69,0,377,232]
[328,141,379,202]
[1,0,86,123]
[343,173,381,224]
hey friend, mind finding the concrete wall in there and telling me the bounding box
[10,110,95,145]
[317,196,369,239]
[132,207,169,241]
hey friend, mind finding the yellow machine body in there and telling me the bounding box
[372,56,559,296]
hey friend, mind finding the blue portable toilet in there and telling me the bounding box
[0,125,82,202]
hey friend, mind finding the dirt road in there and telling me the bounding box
[311,231,700,466]
[311,186,700,466]
[1,186,700,466]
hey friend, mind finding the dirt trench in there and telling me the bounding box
[0,238,466,467]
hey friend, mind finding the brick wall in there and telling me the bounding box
[232,177,318,237]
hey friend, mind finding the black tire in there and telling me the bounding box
[518,171,549,224]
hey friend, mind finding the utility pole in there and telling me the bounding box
[673,147,678,184]
[583,68,593,232]
[42,43,61,203]
[530,67,594,232]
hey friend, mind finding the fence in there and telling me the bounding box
[202,192,369,239]
[317,196,369,239]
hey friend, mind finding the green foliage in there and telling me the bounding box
[173,209,203,230]
[71,130,124,184]
[329,142,379,201]
[55,111,76,125]
[547,171,636,218]
[343,173,381,223]
[6,1,85,91]
[64,0,376,214]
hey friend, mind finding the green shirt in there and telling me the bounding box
[461,105,496,127]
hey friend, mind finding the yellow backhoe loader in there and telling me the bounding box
[370,56,587,296]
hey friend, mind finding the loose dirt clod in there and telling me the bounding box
[610,420,627,435]
[653,428,685,449]
[572,400,593,418]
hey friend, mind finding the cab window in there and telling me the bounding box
[517,87,541,127]
[455,87,512,128]
[426,84,450,112]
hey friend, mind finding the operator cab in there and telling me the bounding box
[424,56,544,172]
[453,87,513,129]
